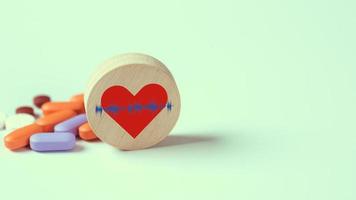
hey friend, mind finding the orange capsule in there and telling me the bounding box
[42,101,84,115]
[36,110,77,132]
[69,94,84,103]
[79,122,98,141]
[4,123,44,150]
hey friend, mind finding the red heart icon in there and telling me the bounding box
[101,84,168,138]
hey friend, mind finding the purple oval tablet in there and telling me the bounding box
[30,132,76,152]
[54,114,87,135]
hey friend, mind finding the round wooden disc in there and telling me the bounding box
[85,53,181,150]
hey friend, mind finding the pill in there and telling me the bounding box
[30,132,76,152]
[79,122,98,140]
[33,95,51,108]
[36,110,77,132]
[0,112,6,130]
[4,123,44,150]
[16,106,35,116]
[54,113,87,135]
[70,94,84,103]
[42,101,84,115]
[5,113,36,130]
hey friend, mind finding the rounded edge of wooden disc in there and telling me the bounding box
[84,53,180,150]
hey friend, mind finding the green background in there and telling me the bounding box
[0,0,355,199]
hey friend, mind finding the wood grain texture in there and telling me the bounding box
[85,53,180,150]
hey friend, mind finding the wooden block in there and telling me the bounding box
[85,53,180,150]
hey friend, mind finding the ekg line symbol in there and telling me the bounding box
[95,102,173,114]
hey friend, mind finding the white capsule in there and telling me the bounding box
[0,112,7,130]
[5,113,35,130]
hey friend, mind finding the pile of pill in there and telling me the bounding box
[1,94,99,152]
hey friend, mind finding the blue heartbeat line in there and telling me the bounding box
[166,102,173,111]
[95,102,173,114]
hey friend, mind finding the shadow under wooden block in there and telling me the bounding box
[154,134,220,148]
